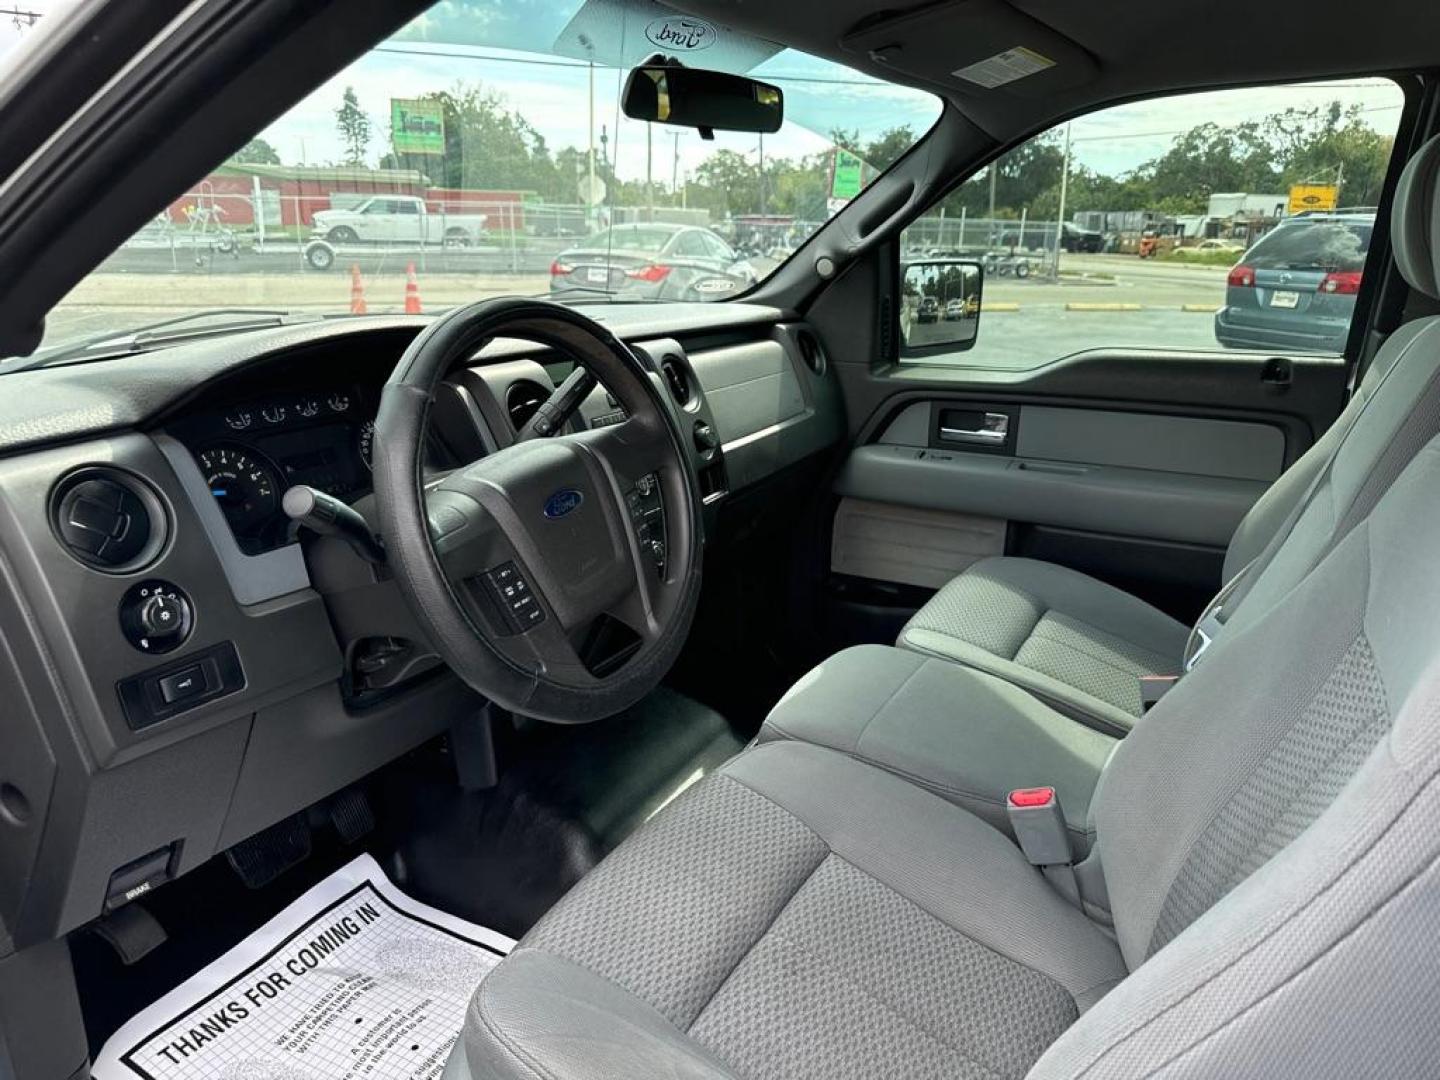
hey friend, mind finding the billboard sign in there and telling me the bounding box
[392,99,445,156]
[831,148,865,201]
[1288,183,1339,214]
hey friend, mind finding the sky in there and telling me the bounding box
[0,0,1407,196]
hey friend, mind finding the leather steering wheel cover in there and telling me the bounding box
[373,298,703,722]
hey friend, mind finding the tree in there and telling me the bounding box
[863,126,916,172]
[382,84,559,197]
[335,87,372,167]
[690,149,760,216]
[1277,103,1392,207]
[230,137,281,166]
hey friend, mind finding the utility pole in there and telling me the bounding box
[1052,122,1072,278]
[988,162,998,239]
[758,132,767,222]
[672,131,680,204]
[587,61,596,225]
[646,123,654,221]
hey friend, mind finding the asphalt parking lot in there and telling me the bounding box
[29,251,1241,369]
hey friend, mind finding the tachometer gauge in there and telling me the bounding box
[358,419,376,471]
[197,445,279,536]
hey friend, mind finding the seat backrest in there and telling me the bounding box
[1035,433,1440,1077]
[1174,136,1440,682]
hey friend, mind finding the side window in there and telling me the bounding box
[900,78,1404,369]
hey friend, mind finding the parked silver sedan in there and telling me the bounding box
[549,223,757,301]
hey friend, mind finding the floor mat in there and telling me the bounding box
[92,853,513,1080]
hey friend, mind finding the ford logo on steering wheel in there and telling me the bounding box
[543,488,584,519]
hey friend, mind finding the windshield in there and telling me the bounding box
[3,0,939,363]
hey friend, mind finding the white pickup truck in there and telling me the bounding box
[311,195,487,249]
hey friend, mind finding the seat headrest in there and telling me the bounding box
[1393,133,1440,300]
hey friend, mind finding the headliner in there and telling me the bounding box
[672,0,1434,140]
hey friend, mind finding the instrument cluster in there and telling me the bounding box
[176,386,376,554]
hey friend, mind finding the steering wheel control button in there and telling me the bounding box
[627,474,668,575]
[483,562,546,633]
[119,580,194,654]
[158,665,207,704]
[117,641,245,731]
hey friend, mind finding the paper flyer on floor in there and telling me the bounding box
[92,853,515,1080]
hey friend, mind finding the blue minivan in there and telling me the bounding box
[1214,211,1374,353]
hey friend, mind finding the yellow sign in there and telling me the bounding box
[1288,184,1339,214]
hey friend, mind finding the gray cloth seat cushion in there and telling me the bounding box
[898,556,1190,733]
[461,739,1127,1080]
[758,643,1117,851]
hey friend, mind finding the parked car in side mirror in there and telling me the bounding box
[900,260,984,354]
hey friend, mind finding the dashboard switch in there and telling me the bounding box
[158,665,207,704]
[139,593,186,639]
[119,580,194,654]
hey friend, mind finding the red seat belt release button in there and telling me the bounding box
[1007,787,1072,866]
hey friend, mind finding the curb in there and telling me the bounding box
[1058,302,1223,313]
[982,302,1021,312]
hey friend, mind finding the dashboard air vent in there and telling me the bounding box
[660,356,691,406]
[796,330,827,376]
[506,380,549,430]
[50,468,166,572]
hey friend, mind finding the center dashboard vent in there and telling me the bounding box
[50,468,167,572]
[660,355,691,406]
[505,380,549,430]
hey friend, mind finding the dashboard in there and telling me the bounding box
[0,304,843,957]
[168,385,377,553]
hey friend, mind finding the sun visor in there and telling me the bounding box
[840,0,1097,100]
[552,0,781,71]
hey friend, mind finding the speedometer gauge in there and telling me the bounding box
[197,445,279,536]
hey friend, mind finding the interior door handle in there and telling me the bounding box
[939,413,1009,446]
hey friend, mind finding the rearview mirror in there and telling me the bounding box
[622,63,782,136]
[900,260,984,355]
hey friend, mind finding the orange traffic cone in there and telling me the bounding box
[349,264,367,315]
[404,262,423,314]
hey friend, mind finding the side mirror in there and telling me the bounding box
[622,63,782,137]
[900,260,984,355]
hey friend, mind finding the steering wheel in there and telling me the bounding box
[372,298,703,722]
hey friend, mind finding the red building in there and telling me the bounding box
[165,164,530,231]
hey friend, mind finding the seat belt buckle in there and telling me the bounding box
[1006,787,1072,867]
[1139,674,1179,711]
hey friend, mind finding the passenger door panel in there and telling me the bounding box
[825,346,1348,630]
